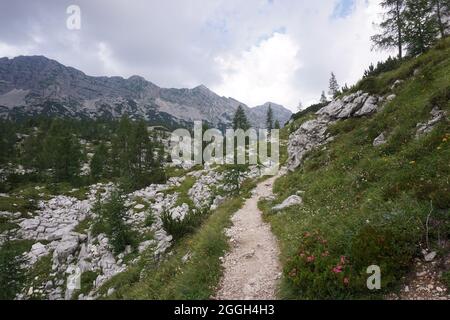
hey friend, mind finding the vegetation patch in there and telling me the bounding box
[98,179,257,299]
[266,39,450,299]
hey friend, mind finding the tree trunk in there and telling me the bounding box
[436,0,446,38]
[396,0,403,59]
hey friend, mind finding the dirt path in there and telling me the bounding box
[215,175,282,300]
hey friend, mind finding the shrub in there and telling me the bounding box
[144,211,156,227]
[161,209,206,241]
[442,271,450,289]
[222,165,248,195]
[350,224,419,289]
[357,76,380,94]
[0,238,29,299]
[285,231,353,299]
[92,192,137,254]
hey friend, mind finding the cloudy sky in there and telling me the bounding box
[0,0,393,111]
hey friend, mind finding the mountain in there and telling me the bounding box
[0,56,291,128]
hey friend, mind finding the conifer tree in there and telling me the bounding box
[91,142,109,180]
[320,91,328,104]
[274,120,281,130]
[404,0,439,56]
[266,105,274,130]
[233,105,251,131]
[43,119,82,182]
[371,0,406,59]
[431,0,450,38]
[328,72,340,99]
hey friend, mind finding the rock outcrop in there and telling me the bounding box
[416,107,447,138]
[288,91,381,171]
[272,195,303,212]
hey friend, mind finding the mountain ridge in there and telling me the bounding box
[0,55,292,128]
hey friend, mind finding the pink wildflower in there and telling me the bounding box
[332,266,343,274]
[343,277,350,286]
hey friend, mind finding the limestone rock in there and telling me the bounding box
[272,195,303,212]
[373,132,387,147]
[416,107,447,138]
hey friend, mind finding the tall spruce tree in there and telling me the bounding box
[328,73,340,99]
[432,0,450,38]
[320,91,328,104]
[233,105,251,131]
[371,0,406,59]
[274,120,281,130]
[266,105,274,130]
[91,142,109,180]
[43,119,82,182]
[404,0,439,56]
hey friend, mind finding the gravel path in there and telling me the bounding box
[215,175,282,300]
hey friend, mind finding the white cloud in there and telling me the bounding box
[0,42,31,58]
[0,0,395,112]
[97,42,123,76]
[213,32,301,108]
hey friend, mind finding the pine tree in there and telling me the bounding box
[274,120,281,130]
[266,105,274,130]
[111,116,133,177]
[93,191,135,254]
[0,121,17,165]
[404,0,439,56]
[91,142,109,180]
[297,101,304,112]
[320,91,328,104]
[43,119,82,182]
[371,0,406,59]
[431,0,450,38]
[328,73,340,99]
[233,105,251,131]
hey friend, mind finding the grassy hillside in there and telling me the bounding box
[262,38,450,299]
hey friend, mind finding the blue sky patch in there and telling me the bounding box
[332,0,355,18]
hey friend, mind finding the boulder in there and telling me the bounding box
[272,195,303,212]
[20,218,40,231]
[27,242,50,265]
[355,96,379,116]
[169,203,190,221]
[138,240,155,253]
[373,132,387,147]
[385,94,396,102]
[287,117,332,171]
[53,234,80,264]
[134,204,145,210]
[416,107,447,138]
[424,251,437,262]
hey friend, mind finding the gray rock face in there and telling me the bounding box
[416,107,447,138]
[373,132,387,147]
[53,233,81,264]
[0,56,291,128]
[272,195,303,212]
[26,242,50,265]
[287,91,382,171]
[424,251,437,262]
[317,91,379,119]
[287,117,333,170]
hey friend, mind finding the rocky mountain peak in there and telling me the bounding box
[0,55,292,128]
